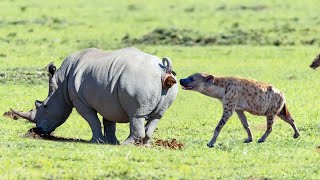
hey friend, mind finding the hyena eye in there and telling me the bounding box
[190,77,195,82]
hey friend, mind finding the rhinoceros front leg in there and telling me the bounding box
[73,100,105,143]
[143,118,160,147]
[122,117,145,145]
[103,118,119,145]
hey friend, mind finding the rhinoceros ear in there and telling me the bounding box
[35,100,43,108]
[46,62,56,76]
[163,74,177,89]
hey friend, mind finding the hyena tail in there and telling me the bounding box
[278,103,292,120]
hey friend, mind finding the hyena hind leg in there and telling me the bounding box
[236,110,253,143]
[258,114,275,143]
[277,104,300,138]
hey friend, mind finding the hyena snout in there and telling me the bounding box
[179,78,194,90]
[179,78,188,86]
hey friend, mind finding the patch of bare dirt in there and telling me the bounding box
[252,123,266,131]
[153,138,184,150]
[3,111,21,120]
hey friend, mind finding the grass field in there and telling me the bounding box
[1,0,320,179]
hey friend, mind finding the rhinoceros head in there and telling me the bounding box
[11,62,72,134]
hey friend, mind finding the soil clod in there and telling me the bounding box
[3,111,21,120]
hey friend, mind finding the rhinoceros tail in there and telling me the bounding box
[162,57,173,74]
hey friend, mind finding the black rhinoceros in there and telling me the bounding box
[11,47,178,146]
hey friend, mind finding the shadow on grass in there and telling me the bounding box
[23,128,90,144]
[24,128,185,149]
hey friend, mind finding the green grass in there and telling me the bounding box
[1,0,320,179]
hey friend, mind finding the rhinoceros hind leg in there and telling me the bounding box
[123,116,145,145]
[103,118,119,145]
[143,118,160,146]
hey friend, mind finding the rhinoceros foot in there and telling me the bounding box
[122,136,142,146]
[90,137,106,144]
[106,135,119,145]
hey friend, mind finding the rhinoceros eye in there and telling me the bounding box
[43,104,48,108]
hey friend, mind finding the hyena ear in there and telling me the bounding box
[205,75,214,84]
[163,74,177,88]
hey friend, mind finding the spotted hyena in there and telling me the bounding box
[310,54,320,69]
[180,73,300,148]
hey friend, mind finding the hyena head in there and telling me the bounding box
[179,73,214,93]
[310,54,320,69]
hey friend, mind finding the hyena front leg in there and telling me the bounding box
[207,100,236,148]
[236,110,253,143]
[258,114,276,143]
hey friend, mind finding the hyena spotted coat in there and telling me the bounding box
[180,73,300,148]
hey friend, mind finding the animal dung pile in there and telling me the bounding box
[153,138,184,150]
[3,111,21,120]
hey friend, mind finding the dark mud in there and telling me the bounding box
[216,4,267,11]
[122,26,320,46]
[0,67,48,84]
[0,16,78,27]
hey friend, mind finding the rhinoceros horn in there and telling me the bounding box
[10,108,36,123]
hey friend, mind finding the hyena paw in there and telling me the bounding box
[293,133,300,139]
[207,142,214,148]
[244,138,253,143]
[257,138,266,143]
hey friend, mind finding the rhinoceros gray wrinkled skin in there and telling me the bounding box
[11,47,178,146]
